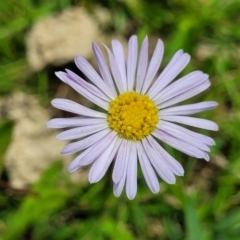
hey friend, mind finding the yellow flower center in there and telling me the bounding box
[107,91,159,141]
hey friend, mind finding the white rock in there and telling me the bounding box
[26,6,110,71]
[2,92,87,189]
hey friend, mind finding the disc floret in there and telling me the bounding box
[107,91,159,141]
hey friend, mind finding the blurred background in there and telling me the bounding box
[0,0,240,239]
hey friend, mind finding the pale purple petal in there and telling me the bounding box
[113,152,128,197]
[92,43,117,95]
[127,35,138,91]
[47,117,107,129]
[75,56,116,99]
[51,99,107,118]
[158,120,215,146]
[204,153,210,161]
[157,121,210,152]
[112,40,127,91]
[160,101,218,116]
[58,71,109,110]
[89,137,121,183]
[56,70,109,102]
[152,130,206,159]
[142,138,176,184]
[55,71,67,83]
[62,83,107,111]
[147,135,184,176]
[148,49,184,95]
[154,71,206,104]
[126,142,137,200]
[113,172,126,197]
[160,116,219,131]
[56,123,108,140]
[61,129,110,155]
[112,140,128,183]
[141,39,164,94]
[67,131,117,172]
[103,44,124,93]
[158,80,211,109]
[80,131,117,166]
[148,50,190,99]
[137,142,160,193]
[154,71,202,97]
[136,36,148,93]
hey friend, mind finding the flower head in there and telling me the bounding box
[47,35,218,199]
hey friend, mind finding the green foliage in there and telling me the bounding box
[0,0,240,239]
[0,120,14,175]
[3,162,69,240]
[184,195,204,240]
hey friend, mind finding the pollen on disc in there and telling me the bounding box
[107,91,159,141]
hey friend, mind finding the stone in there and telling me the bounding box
[1,92,87,189]
[26,6,111,71]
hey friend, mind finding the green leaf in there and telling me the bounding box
[163,217,183,240]
[184,195,204,240]
[4,161,69,240]
[101,218,134,240]
[0,120,14,175]
[215,211,240,231]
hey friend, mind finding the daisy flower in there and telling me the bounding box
[47,35,218,199]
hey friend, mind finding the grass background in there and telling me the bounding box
[0,0,240,239]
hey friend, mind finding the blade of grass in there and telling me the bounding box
[184,195,204,240]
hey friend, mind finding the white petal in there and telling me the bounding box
[113,173,126,197]
[67,131,117,172]
[61,129,110,155]
[204,153,210,161]
[157,120,215,146]
[56,123,108,140]
[154,71,206,104]
[148,50,190,99]
[112,140,128,183]
[112,40,127,91]
[89,136,121,183]
[51,99,107,118]
[136,36,148,93]
[46,117,106,129]
[148,49,183,95]
[126,142,138,200]
[56,70,110,101]
[160,101,218,116]
[75,56,116,99]
[141,39,164,94]
[127,35,138,91]
[161,115,219,131]
[147,135,184,176]
[92,43,117,95]
[158,80,210,109]
[137,142,159,193]
[55,71,67,83]
[152,129,206,159]
[142,138,176,184]
[113,141,132,198]
[60,71,109,110]
[155,71,202,97]
[113,155,128,197]
[158,121,210,152]
[103,44,124,93]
